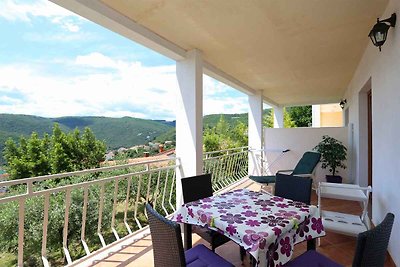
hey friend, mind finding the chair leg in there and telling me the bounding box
[240,246,246,261]
[211,242,216,252]
[307,238,316,250]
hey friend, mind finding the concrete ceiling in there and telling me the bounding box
[98,0,388,106]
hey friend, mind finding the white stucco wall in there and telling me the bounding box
[263,127,349,184]
[343,0,400,262]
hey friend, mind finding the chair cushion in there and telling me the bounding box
[284,250,343,267]
[249,175,276,184]
[292,151,321,175]
[185,244,234,267]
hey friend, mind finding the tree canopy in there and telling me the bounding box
[3,124,106,179]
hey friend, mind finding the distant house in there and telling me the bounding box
[105,151,115,161]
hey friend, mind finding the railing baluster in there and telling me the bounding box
[17,198,25,267]
[145,173,153,215]
[111,178,120,240]
[161,169,170,215]
[63,189,72,264]
[134,174,143,229]
[153,170,162,209]
[41,193,50,266]
[169,171,176,211]
[97,183,106,247]
[124,177,132,234]
[81,186,90,255]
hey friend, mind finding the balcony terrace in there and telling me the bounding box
[1,0,399,265]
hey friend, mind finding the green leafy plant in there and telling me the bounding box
[314,135,347,175]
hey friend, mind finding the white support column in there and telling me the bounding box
[175,49,203,208]
[312,105,321,127]
[273,106,284,128]
[248,91,263,176]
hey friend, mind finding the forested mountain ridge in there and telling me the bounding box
[0,114,174,161]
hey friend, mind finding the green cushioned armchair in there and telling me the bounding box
[249,151,321,191]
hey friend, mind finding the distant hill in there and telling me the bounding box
[203,109,271,128]
[0,114,174,164]
[0,110,272,165]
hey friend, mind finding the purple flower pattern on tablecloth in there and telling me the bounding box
[273,227,282,236]
[274,210,301,220]
[188,208,194,218]
[201,197,213,202]
[197,210,213,225]
[280,237,292,257]
[229,197,248,204]
[287,200,307,209]
[255,199,275,207]
[296,217,310,237]
[276,203,289,209]
[271,196,284,202]
[246,219,261,227]
[213,201,236,209]
[220,213,245,224]
[311,217,324,234]
[172,188,325,267]
[200,204,212,209]
[243,230,268,251]
[260,215,289,227]
[176,213,183,222]
[242,210,258,217]
[226,224,237,235]
[267,242,280,267]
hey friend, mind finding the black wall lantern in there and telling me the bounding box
[368,13,396,51]
[339,99,347,109]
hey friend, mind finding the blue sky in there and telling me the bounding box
[0,0,250,121]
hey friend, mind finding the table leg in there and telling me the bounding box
[307,238,316,250]
[184,224,192,250]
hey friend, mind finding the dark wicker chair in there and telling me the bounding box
[145,204,234,267]
[181,174,231,251]
[284,213,395,267]
[182,174,249,261]
[274,173,313,204]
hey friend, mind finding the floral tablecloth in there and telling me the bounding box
[172,188,325,267]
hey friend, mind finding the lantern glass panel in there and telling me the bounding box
[375,31,386,42]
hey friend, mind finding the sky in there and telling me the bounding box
[0,0,252,121]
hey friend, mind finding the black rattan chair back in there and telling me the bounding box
[181,173,213,203]
[275,173,313,204]
[352,212,395,267]
[146,204,186,267]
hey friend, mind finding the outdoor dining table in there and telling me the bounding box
[172,188,325,267]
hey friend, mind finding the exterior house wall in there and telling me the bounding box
[312,104,343,127]
[343,0,400,262]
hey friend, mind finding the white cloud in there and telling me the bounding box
[0,0,82,32]
[0,53,249,120]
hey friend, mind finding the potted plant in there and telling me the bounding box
[314,135,347,183]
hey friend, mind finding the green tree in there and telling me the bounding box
[286,105,312,127]
[203,116,248,152]
[3,124,106,179]
[263,108,295,128]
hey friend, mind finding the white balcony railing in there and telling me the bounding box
[204,146,248,192]
[0,158,179,267]
[0,148,249,266]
